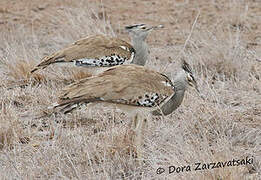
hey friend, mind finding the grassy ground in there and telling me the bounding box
[0,0,260,179]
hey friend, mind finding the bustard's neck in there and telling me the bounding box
[173,70,188,90]
[152,70,188,116]
[131,36,149,66]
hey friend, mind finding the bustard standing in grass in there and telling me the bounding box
[51,60,199,160]
[31,24,162,74]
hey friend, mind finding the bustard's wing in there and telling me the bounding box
[55,65,175,109]
[31,35,135,73]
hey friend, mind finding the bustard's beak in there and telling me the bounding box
[190,80,200,93]
[151,24,164,29]
[147,24,164,31]
[195,82,200,93]
[191,80,205,100]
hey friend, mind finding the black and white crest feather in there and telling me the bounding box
[182,60,193,74]
[125,24,146,30]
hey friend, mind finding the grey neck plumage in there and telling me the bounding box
[130,37,148,66]
[152,70,188,116]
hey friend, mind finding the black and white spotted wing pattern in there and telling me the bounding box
[109,92,168,108]
[74,54,132,67]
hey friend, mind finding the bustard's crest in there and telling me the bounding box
[182,60,193,75]
[125,24,146,30]
[125,24,164,31]
[125,24,160,34]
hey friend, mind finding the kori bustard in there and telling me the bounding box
[51,60,200,160]
[31,24,163,74]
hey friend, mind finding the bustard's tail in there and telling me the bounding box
[30,65,47,74]
[33,104,81,121]
[50,97,101,114]
[35,100,86,119]
[50,98,85,114]
[31,51,65,73]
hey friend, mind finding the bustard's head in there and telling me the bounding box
[125,24,163,40]
[179,60,199,93]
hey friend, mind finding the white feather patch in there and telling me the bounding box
[161,81,172,87]
[120,46,128,51]
[129,52,135,62]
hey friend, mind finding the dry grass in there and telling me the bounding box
[0,0,260,179]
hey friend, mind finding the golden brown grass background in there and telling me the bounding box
[0,0,260,179]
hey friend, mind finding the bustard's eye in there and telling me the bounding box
[141,26,146,29]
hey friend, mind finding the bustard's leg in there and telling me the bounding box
[133,113,147,162]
